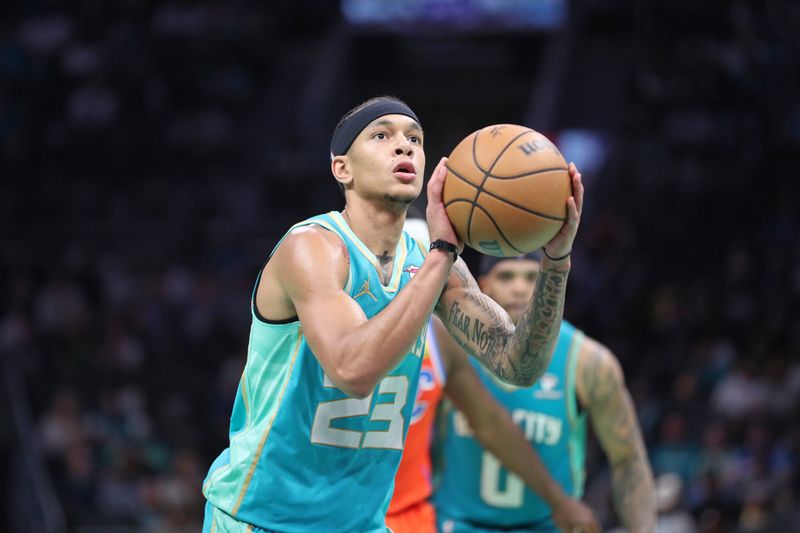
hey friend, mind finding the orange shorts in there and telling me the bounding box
[386,499,437,533]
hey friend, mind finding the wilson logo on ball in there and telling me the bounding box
[517,138,562,157]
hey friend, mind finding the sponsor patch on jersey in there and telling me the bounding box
[534,372,563,399]
[403,265,420,278]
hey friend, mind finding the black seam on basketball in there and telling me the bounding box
[479,188,566,221]
[466,133,482,243]
[445,164,479,189]
[486,130,535,175]
[471,131,488,173]
[444,198,476,208]
[485,166,569,180]
[467,129,534,249]
[472,200,526,255]
[445,196,479,243]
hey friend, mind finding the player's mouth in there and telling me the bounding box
[392,161,417,182]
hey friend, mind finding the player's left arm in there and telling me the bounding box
[577,339,656,533]
[434,163,583,387]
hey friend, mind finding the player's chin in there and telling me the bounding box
[384,184,421,206]
[383,192,419,207]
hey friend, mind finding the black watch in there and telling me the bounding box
[429,239,459,262]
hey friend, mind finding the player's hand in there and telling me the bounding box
[542,162,583,266]
[551,496,600,533]
[426,156,464,254]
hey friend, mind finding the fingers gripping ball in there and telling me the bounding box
[443,124,571,257]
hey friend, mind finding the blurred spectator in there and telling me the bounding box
[654,473,697,533]
[651,412,700,483]
[711,361,770,420]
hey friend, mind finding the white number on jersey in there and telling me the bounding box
[480,451,525,508]
[311,375,408,450]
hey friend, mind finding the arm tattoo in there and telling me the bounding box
[449,259,471,287]
[583,345,616,404]
[583,347,656,532]
[443,261,568,386]
[612,459,656,532]
[447,296,513,378]
[507,268,568,384]
[443,262,512,378]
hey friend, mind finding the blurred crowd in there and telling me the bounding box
[567,2,800,531]
[2,1,799,532]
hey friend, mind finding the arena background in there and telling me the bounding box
[2,1,799,532]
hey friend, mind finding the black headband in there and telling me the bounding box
[479,250,543,276]
[330,100,421,156]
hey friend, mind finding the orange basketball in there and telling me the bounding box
[442,124,571,257]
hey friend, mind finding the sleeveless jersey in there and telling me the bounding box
[434,322,588,532]
[202,211,429,533]
[388,322,447,515]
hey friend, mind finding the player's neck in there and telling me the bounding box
[341,198,405,260]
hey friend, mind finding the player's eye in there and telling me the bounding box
[497,272,514,281]
[373,132,388,140]
[408,135,421,144]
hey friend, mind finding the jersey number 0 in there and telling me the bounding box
[481,452,525,508]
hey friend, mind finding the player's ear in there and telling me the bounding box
[477,275,486,292]
[331,155,352,188]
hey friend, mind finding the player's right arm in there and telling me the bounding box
[260,225,453,400]
[435,318,600,533]
[576,338,656,532]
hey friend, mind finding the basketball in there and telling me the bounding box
[442,124,571,257]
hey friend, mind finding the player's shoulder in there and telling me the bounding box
[269,224,350,282]
[574,333,628,409]
[576,333,610,357]
[279,224,347,257]
[576,334,624,383]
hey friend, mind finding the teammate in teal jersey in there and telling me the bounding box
[201,95,585,532]
[435,253,656,533]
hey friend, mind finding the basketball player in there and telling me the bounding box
[434,253,656,533]
[387,220,598,533]
[387,318,600,533]
[202,96,584,532]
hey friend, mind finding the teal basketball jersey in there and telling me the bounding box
[202,211,430,533]
[434,322,588,532]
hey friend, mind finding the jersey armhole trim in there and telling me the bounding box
[251,218,351,324]
[565,330,585,429]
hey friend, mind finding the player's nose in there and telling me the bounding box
[394,142,414,156]
[394,137,414,156]
[512,281,533,296]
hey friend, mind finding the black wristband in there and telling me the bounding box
[543,248,571,261]
[429,239,459,262]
